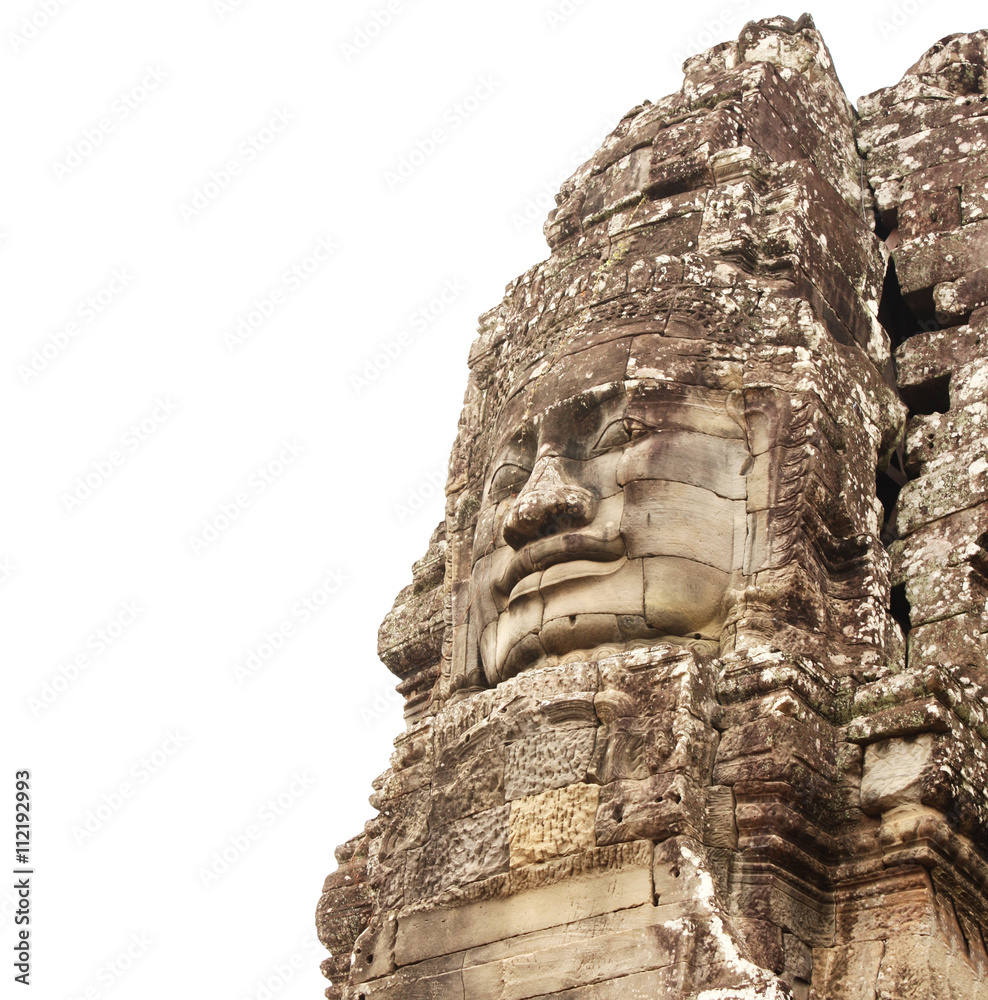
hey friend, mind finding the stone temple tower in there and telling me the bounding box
[317,15,988,999]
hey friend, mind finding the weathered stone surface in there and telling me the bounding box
[703,785,739,849]
[377,522,447,722]
[910,616,988,684]
[318,18,988,1000]
[504,726,596,800]
[905,29,988,95]
[316,835,372,998]
[508,783,599,867]
[894,437,988,535]
[860,733,935,813]
[595,772,702,845]
[429,742,505,825]
[403,805,510,903]
[394,843,655,965]
[935,264,988,322]
[894,218,988,302]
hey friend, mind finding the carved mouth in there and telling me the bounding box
[495,531,626,601]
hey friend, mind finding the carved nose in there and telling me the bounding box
[502,458,598,550]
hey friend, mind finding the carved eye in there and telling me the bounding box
[488,463,531,500]
[594,418,650,452]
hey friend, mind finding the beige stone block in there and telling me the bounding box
[651,837,715,908]
[596,773,700,845]
[350,914,396,984]
[729,868,834,951]
[567,448,624,500]
[509,783,599,867]
[363,960,693,1000]
[810,940,883,1000]
[511,965,690,999]
[461,895,665,969]
[643,555,733,638]
[746,447,786,512]
[623,382,745,439]
[431,745,505,825]
[480,621,498,676]
[834,879,937,941]
[494,589,545,680]
[622,479,738,571]
[615,429,749,499]
[589,716,671,783]
[488,538,515,613]
[491,660,600,711]
[784,932,813,983]
[431,686,500,751]
[379,786,431,860]
[590,711,713,785]
[876,933,940,999]
[540,613,624,658]
[597,645,713,718]
[461,923,694,1000]
[529,342,632,413]
[744,509,771,574]
[860,734,934,815]
[395,847,654,966]
[468,552,500,624]
[540,556,645,621]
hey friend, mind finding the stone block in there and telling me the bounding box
[894,218,988,301]
[596,772,701,845]
[404,806,510,903]
[395,844,654,966]
[504,727,596,800]
[860,734,935,814]
[934,266,988,323]
[909,616,988,682]
[350,914,396,984]
[703,785,738,849]
[895,438,988,536]
[509,783,599,867]
[430,745,505,825]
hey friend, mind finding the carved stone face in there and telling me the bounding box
[468,350,751,686]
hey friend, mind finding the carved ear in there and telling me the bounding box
[726,388,746,437]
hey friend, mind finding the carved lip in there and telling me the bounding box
[495,532,626,601]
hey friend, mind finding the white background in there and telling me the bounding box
[2,1,982,998]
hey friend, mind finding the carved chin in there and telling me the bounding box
[480,555,731,684]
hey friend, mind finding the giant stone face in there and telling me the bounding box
[467,341,751,686]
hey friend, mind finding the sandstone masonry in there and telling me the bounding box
[318,16,988,999]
